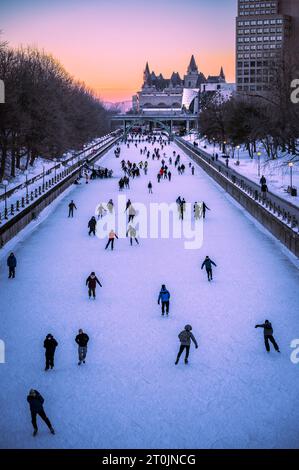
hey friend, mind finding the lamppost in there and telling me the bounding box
[223,140,227,154]
[288,162,294,190]
[24,170,29,201]
[3,180,8,218]
[237,145,240,165]
[53,158,57,182]
[213,138,216,155]
[42,165,45,191]
[257,151,262,178]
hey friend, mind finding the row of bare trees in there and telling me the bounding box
[199,48,299,161]
[0,42,111,181]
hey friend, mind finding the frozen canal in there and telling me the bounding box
[0,138,299,449]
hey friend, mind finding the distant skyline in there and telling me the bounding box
[1,0,237,102]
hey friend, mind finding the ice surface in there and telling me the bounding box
[0,139,298,449]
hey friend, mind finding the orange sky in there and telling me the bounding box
[2,0,236,102]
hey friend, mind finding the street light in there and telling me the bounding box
[223,140,227,154]
[288,162,294,190]
[257,151,262,177]
[237,145,240,165]
[2,180,9,218]
[24,170,29,201]
[53,158,57,181]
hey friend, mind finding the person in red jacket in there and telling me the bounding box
[86,272,102,299]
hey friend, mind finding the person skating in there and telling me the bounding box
[202,202,210,219]
[168,171,172,181]
[97,204,107,219]
[68,200,77,217]
[44,334,58,371]
[27,389,55,436]
[86,272,102,299]
[107,199,114,214]
[191,166,195,175]
[88,216,97,236]
[128,204,136,223]
[126,225,139,246]
[158,284,170,316]
[175,325,198,365]
[105,230,118,250]
[194,202,203,220]
[201,256,217,281]
[148,181,153,194]
[7,252,17,278]
[255,320,280,353]
[75,329,89,365]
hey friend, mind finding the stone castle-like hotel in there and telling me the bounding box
[133,55,234,113]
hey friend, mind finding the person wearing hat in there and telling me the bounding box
[75,329,89,365]
[68,200,77,218]
[7,252,17,279]
[255,320,280,353]
[27,389,55,436]
[158,285,171,316]
[175,325,198,365]
[201,256,217,281]
[86,272,102,299]
[43,334,58,371]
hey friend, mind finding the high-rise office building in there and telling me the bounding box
[236,0,299,92]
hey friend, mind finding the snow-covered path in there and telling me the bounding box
[0,138,299,449]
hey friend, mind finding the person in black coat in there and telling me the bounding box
[201,256,217,281]
[86,272,102,299]
[44,334,58,371]
[75,329,90,365]
[202,202,210,219]
[88,216,97,236]
[68,200,77,217]
[7,252,17,278]
[27,389,55,436]
[255,320,280,353]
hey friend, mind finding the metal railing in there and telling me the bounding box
[176,137,299,233]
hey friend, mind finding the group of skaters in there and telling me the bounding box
[22,131,282,437]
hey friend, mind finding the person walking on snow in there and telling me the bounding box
[68,200,77,217]
[88,216,97,236]
[105,230,118,251]
[27,389,55,436]
[7,252,17,278]
[175,325,198,365]
[126,225,139,246]
[44,334,58,371]
[201,256,217,281]
[148,181,153,194]
[86,272,102,299]
[75,329,89,365]
[255,320,280,353]
[158,284,170,316]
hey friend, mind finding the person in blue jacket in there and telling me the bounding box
[158,284,171,316]
[7,252,17,278]
[201,256,217,281]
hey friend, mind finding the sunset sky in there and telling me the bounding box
[1,0,237,102]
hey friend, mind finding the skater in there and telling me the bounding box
[75,329,89,365]
[255,320,280,353]
[105,229,118,250]
[128,204,136,223]
[44,334,58,371]
[201,256,217,281]
[27,389,55,436]
[126,225,139,246]
[86,272,102,299]
[202,202,210,219]
[191,166,195,176]
[157,284,170,316]
[97,204,107,219]
[194,202,203,220]
[175,325,198,365]
[168,171,172,182]
[148,181,153,194]
[107,199,114,214]
[68,200,77,217]
[88,216,97,236]
[7,252,17,278]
